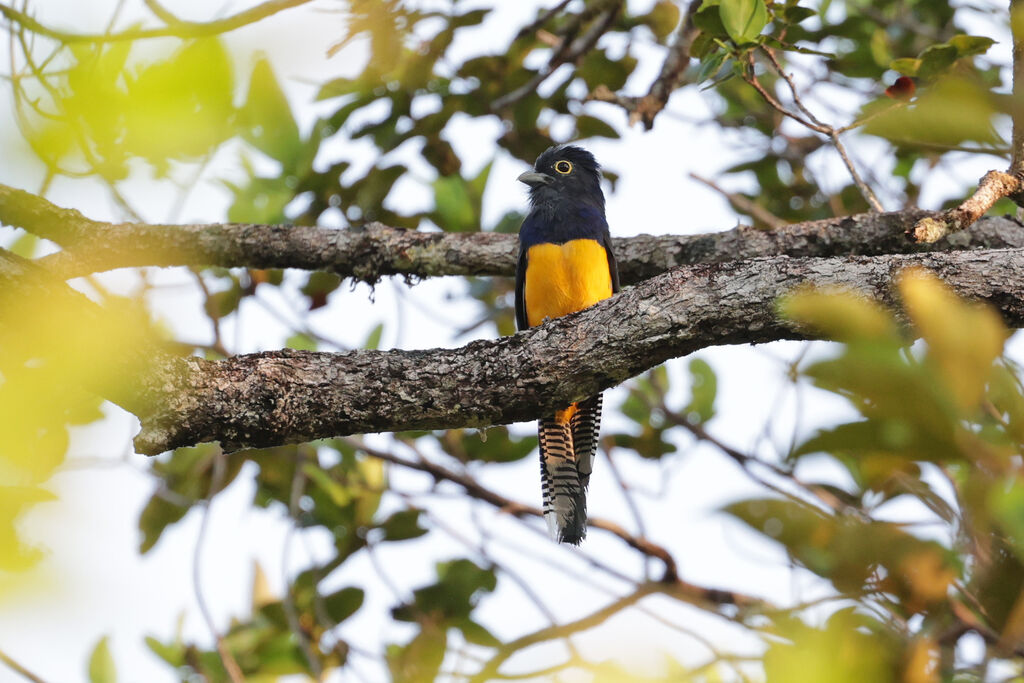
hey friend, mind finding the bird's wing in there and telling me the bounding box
[514,247,529,331]
[603,232,620,294]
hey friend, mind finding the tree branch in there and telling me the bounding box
[128,247,1024,455]
[586,0,701,129]
[910,0,1024,242]
[5,185,1024,283]
[0,0,312,44]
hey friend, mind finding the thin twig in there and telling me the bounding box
[492,0,621,111]
[0,0,312,44]
[283,453,324,681]
[753,49,884,212]
[344,437,684,584]
[192,447,245,683]
[602,445,651,580]
[0,649,48,683]
[689,172,787,229]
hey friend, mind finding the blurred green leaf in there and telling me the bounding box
[684,358,717,424]
[864,77,999,146]
[364,323,384,350]
[241,56,301,167]
[285,333,317,351]
[949,34,996,58]
[576,115,619,139]
[324,586,365,623]
[899,268,1006,412]
[432,175,476,232]
[764,609,900,683]
[645,0,682,41]
[88,636,117,683]
[379,509,429,541]
[916,44,958,81]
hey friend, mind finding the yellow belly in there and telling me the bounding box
[524,239,613,328]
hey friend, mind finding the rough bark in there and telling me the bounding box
[132,247,1024,455]
[4,184,1024,283]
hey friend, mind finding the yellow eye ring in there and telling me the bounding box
[554,160,573,175]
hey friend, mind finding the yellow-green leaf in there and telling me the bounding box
[898,268,1006,412]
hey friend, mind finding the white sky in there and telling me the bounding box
[0,0,1014,681]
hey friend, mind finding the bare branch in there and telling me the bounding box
[910,0,1024,242]
[586,0,701,129]
[752,50,884,212]
[689,172,786,229]
[347,438,684,583]
[192,447,246,683]
[0,0,312,44]
[0,649,48,683]
[911,171,1023,243]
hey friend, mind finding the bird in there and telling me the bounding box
[514,145,619,544]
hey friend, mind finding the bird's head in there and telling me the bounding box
[517,145,604,209]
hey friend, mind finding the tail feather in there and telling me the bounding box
[570,394,603,491]
[538,393,603,545]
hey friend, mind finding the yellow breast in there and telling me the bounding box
[524,239,613,328]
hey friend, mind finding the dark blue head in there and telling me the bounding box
[518,145,604,210]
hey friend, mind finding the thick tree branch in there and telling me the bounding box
[0,0,312,44]
[4,185,1024,283]
[130,247,1024,455]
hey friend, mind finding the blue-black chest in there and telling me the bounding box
[519,202,609,249]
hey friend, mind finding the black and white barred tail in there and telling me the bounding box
[538,394,603,544]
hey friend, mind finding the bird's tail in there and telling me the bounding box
[538,394,603,544]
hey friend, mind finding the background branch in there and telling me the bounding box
[0,0,311,43]
[5,185,1024,283]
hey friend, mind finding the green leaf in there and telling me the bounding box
[379,509,429,541]
[764,609,900,683]
[645,0,682,41]
[780,287,902,345]
[9,232,38,258]
[138,494,189,554]
[323,586,365,623]
[88,636,117,683]
[432,175,476,232]
[916,44,958,81]
[865,77,999,146]
[889,58,921,76]
[440,427,537,464]
[684,358,717,423]
[719,0,768,44]
[899,269,1006,412]
[144,636,185,667]
[576,115,619,139]
[693,3,728,37]
[948,35,996,58]
[696,51,727,83]
[303,463,352,507]
[456,618,501,647]
[241,56,301,167]
[364,323,384,350]
[285,333,317,351]
[578,50,637,91]
[782,5,815,24]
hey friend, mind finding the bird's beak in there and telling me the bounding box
[517,171,553,187]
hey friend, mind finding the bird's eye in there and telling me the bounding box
[554,160,573,175]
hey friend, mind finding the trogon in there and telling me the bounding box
[515,145,619,545]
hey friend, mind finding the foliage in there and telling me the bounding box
[1,0,1023,681]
